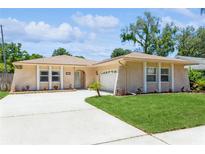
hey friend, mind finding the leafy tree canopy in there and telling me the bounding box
[177,26,205,58]
[29,53,43,59]
[0,42,43,73]
[75,55,85,59]
[121,12,178,56]
[52,48,72,56]
[111,48,132,58]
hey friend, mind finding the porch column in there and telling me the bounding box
[171,64,175,91]
[60,65,64,90]
[36,65,40,90]
[49,66,52,90]
[158,62,161,92]
[143,62,147,93]
[113,68,119,95]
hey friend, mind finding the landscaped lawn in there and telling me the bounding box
[0,91,9,99]
[86,93,205,134]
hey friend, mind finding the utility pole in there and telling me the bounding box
[0,25,7,73]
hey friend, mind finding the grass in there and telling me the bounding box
[85,93,205,134]
[0,91,9,99]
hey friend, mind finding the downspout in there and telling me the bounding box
[118,60,127,94]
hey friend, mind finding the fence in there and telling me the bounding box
[0,73,13,91]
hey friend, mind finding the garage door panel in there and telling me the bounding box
[100,70,117,92]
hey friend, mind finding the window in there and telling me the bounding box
[40,71,48,82]
[52,71,60,82]
[147,68,157,82]
[161,68,169,82]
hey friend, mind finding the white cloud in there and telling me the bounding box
[161,16,202,29]
[0,18,95,43]
[72,12,119,30]
[161,16,186,28]
[168,9,205,28]
[172,9,198,19]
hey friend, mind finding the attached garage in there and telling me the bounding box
[99,70,118,92]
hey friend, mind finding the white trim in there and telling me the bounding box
[158,63,161,92]
[60,65,64,90]
[171,64,175,91]
[36,65,40,90]
[49,66,52,90]
[143,62,147,93]
[113,69,119,95]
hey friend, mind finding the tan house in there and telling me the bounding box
[11,52,194,94]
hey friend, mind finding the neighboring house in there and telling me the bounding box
[11,52,194,94]
[176,56,205,71]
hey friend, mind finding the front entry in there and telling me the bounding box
[74,71,85,89]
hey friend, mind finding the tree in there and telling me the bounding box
[52,48,72,56]
[0,43,30,72]
[75,55,85,59]
[121,12,160,55]
[155,23,178,56]
[0,42,44,73]
[29,54,43,59]
[89,81,102,97]
[196,27,205,57]
[111,48,131,58]
[121,12,178,57]
[177,26,205,58]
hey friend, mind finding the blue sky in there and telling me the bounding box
[0,8,204,60]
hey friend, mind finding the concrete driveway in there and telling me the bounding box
[0,90,165,145]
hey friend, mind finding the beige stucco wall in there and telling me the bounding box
[12,64,97,91]
[126,62,143,92]
[12,65,37,91]
[115,61,189,93]
[74,67,96,88]
[11,61,190,93]
[174,64,190,91]
[63,66,74,89]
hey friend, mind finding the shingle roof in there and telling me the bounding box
[176,55,205,64]
[176,55,205,70]
[13,52,196,66]
[94,52,195,65]
[13,55,97,66]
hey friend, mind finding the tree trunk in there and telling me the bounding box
[96,89,101,97]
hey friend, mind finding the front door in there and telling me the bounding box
[74,71,81,89]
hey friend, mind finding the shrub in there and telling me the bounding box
[188,69,204,90]
[196,79,205,91]
[89,81,102,97]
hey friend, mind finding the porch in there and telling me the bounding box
[36,65,94,91]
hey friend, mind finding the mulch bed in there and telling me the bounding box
[10,89,76,94]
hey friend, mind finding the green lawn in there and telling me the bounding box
[85,93,205,134]
[0,91,9,99]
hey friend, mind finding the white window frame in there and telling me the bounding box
[161,68,170,82]
[40,70,49,82]
[52,70,60,82]
[147,67,157,82]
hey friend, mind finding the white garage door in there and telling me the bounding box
[100,70,118,92]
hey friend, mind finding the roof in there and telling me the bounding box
[176,55,205,64]
[176,55,205,70]
[13,55,97,66]
[13,52,196,67]
[94,52,196,65]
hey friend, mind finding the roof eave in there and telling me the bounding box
[123,57,197,65]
